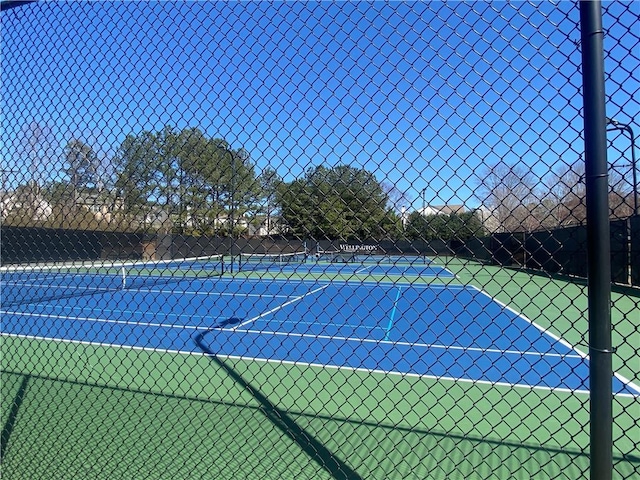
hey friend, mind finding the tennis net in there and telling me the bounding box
[238,251,307,271]
[314,250,356,263]
[315,250,430,265]
[0,255,225,307]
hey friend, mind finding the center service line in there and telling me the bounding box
[384,286,402,341]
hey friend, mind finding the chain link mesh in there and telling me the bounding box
[1,1,638,479]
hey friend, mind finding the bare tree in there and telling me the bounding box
[5,122,58,225]
[17,121,56,186]
[475,161,538,232]
[547,160,632,226]
[546,161,587,226]
[381,181,410,215]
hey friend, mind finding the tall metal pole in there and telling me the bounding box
[607,118,638,215]
[580,2,613,480]
[631,127,638,215]
[229,149,235,274]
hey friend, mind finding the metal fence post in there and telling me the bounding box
[579,1,613,479]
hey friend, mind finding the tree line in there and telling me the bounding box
[2,126,407,240]
[5,124,633,241]
[110,127,409,239]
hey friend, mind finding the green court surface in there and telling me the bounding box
[1,258,638,479]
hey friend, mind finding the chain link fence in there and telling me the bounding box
[1,1,638,479]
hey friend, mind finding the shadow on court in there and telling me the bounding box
[0,374,30,462]
[213,318,243,329]
[1,367,637,478]
[194,331,364,480]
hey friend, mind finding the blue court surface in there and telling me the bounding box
[1,276,638,397]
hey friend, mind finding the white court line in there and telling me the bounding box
[440,265,457,277]
[123,287,291,299]
[2,282,116,293]
[32,295,291,321]
[467,284,640,396]
[0,308,583,360]
[34,303,215,323]
[218,327,585,360]
[6,275,464,295]
[231,284,332,329]
[0,310,212,331]
[141,274,465,291]
[2,332,637,399]
[354,264,375,274]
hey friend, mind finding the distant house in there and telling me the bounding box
[76,191,123,223]
[0,184,53,221]
[419,204,466,216]
[0,190,14,217]
[246,215,283,236]
[201,214,274,235]
[475,206,501,233]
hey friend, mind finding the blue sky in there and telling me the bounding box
[1,1,638,211]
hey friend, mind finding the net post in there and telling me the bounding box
[579,2,613,479]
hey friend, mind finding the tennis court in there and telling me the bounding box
[2,1,639,478]
[2,256,639,479]
[2,257,637,396]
